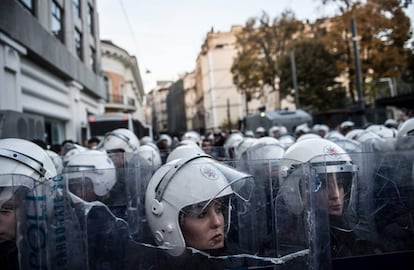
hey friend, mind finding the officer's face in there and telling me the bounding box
[326,173,345,216]
[107,150,126,168]
[69,178,97,202]
[181,200,226,250]
[0,190,18,243]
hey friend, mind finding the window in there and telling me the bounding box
[51,1,64,42]
[72,0,81,19]
[104,76,110,97]
[87,4,94,36]
[89,46,96,72]
[74,28,83,59]
[19,0,34,13]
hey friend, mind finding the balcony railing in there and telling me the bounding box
[106,94,136,112]
[375,79,414,99]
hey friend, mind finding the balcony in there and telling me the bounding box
[374,79,414,110]
[105,94,137,113]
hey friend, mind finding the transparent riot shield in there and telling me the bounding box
[311,146,414,269]
[275,158,331,270]
[64,151,155,240]
[206,146,226,161]
[121,152,158,241]
[58,170,132,270]
[124,157,317,270]
[1,174,88,270]
[230,157,282,258]
[350,148,414,255]
[68,194,130,270]
[330,138,362,153]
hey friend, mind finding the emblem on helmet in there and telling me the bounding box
[200,165,218,180]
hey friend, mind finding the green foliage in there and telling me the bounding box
[278,39,347,113]
[316,0,412,104]
[231,0,412,112]
[231,11,303,106]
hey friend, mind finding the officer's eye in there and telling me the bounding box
[197,211,207,219]
[0,202,15,214]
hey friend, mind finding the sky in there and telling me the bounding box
[97,0,414,93]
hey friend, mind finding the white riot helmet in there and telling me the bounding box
[283,138,353,165]
[268,126,280,136]
[61,143,87,166]
[280,126,288,135]
[255,126,266,137]
[45,149,64,175]
[279,135,295,149]
[254,136,280,146]
[166,144,204,163]
[224,133,244,159]
[326,130,346,141]
[145,154,253,256]
[345,129,365,141]
[234,137,258,160]
[241,137,285,160]
[175,139,200,149]
[0,138,57,188]
[296,133,321,142]
[137,143,162,170]
[158,134,172,149]
[331,138,362,153]
[64,150,116,197]
[348,129,381,144]
[340,121,355,130]
[181,131,201,146]
[366,124,396,138]
[397,118,414,137]
[101,128,140,153]
[244,130,254,138]
[295,123,311,136]
[140,136,154,146]
[313,124,330,138]
[384,118,398,129]
[281,138,358,215]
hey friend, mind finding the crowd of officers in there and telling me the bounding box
[1,117,414,270]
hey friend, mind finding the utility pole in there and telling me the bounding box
[351,18,365,111]
[227,98,231,131]
[290,50,300,109]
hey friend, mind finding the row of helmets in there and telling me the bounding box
[0,136,261,268]
[2,121,414,269]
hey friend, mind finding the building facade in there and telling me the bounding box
[0,0,104,145]
[195,25,279,133]
[166,79,186,137]
[101,40,145,122]
[182,71,200,132]
[146,81,171,139]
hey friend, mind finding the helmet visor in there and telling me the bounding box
[209,159,254,202]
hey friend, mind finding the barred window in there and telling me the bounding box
[87,4,94,36]
[51,1,64,42]
[72,0,81,19]
[89,46,96,72]
[19,0,34,13]
[75,28,83,59]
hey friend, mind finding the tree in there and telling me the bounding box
[318,0,412,105]
[278,39,347,113]
[231,11,304,110]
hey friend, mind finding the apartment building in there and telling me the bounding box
[195,25,278,133]
[101,40,145,122]
[146,81,172,138]
[182,71,200,132]
[0,0,104,145]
